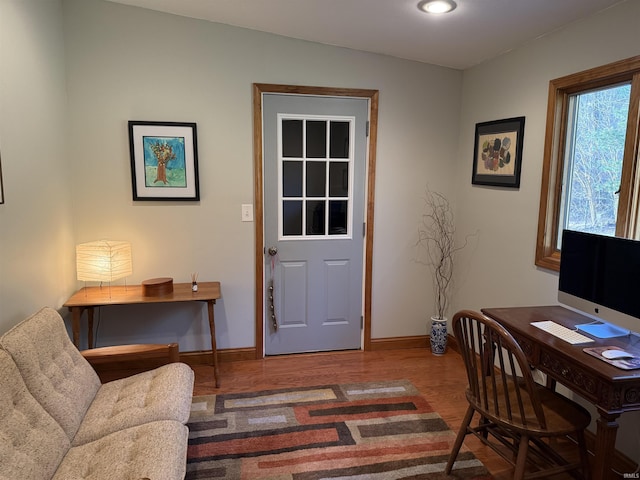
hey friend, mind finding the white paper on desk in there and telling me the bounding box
[576,322,629,339]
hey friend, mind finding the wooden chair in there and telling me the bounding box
[445,310,591,479]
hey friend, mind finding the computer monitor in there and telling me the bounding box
[558,229,640,332]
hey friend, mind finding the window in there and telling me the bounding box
[278,114,354,239]
[535,56,640,270]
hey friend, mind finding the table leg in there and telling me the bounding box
[593,410,620,480]
[71,307,82,347]
[87,308,94,349]
[207,300,220,388]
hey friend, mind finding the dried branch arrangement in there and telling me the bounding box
[416,187,471,320]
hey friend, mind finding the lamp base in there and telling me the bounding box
[142,277,174,296]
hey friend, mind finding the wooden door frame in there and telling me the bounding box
[252,83,379,359]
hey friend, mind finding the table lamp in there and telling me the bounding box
[76,240,132,285]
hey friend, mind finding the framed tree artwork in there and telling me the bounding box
[128,121,200,201]
[472,116,525,188]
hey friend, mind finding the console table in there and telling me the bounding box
[482,305,640,480]
[64,281,221,387]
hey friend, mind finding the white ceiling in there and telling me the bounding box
[104,0,626,70]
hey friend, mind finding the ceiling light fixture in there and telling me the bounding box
[417,0,457,14]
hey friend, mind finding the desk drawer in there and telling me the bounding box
[512,332,539,363]
[539,348,598,398]
[513,334,602,403]
[539,348,640,411]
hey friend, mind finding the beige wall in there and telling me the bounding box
[0,0,75,332]
[454,0,640,462]
[60,0,462,349]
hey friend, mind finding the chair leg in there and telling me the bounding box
[513,434,529,480]
[445,405,475,475]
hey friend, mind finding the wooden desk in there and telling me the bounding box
[64,281,221,387]
[482,305,640,480]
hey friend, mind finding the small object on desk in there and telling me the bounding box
[142,277,174,296]
[576,321,629,339]
[530,320,594,344]
[191,272,198,292]
[602,349,634,360]
[584,346,640,370]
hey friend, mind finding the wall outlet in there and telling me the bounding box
[241,204,253,222]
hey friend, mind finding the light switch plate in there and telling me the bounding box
[241,204,253,222]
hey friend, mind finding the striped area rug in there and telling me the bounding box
[186,380,492,479]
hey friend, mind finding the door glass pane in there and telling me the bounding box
[330,121,350,159]
[306,121,327,158]
[282,120,303,158]
[278,115,354,239]
[559,83,630,246]
[306,161,326,197]
[283,161,303,197]
[306,200,325,235]
[329,200,348,235]
[329,162,349,197]
[283,200,303,236]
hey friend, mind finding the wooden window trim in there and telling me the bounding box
[535,55,640,271]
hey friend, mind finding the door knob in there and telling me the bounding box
[267,246,278,256]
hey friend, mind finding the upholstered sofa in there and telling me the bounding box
[0,307,194,480]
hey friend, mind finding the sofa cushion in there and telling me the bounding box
[73,362,194,445]
[0,307,101,441]
[53,420,188,480]
[0,350,70,480]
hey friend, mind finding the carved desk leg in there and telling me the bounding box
[593,409,620,480]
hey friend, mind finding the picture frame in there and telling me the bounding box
[472,116,525,188]
[128,121,199,201]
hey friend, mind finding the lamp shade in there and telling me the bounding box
[76,240,133,282]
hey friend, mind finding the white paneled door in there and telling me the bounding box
[263,93,368,355]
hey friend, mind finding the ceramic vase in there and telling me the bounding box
[430,316,448,355]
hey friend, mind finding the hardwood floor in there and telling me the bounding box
[191,347,585,479]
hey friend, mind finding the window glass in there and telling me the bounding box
[306,161,326,197]
[306,200,325,235]
[535,56,640,271]
[279,115,354,238]
[558,84,631,243]
[283,161,303,197]
[329,162,349,197]
[282,120,303,158]
[306,121,327,158]
[283,200,303,236]
[330,121,350,159]
[329,200,348,235]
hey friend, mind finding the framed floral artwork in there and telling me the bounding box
[128,121,199,200]
[472,116,525,188]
